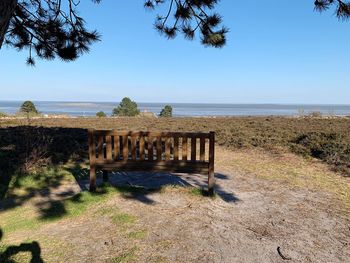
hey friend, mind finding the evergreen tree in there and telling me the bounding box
[159,105,173,118]
[0,1,346,65]
[112,97,140,117]
[96,111,106,117]
[20,101,38,114]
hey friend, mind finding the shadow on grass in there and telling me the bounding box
[0,167,71,211]
[0,228,44,263]
[66,164,239,205]
[4,164,238,222]
[1,165,239,223]
[36,182,162,221]
[0,126,87,198]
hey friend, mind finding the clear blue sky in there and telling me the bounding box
[0,0,349,104]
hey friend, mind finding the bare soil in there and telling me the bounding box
[2,147,350,263]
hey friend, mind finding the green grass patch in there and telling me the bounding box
[127,230,147,239]
[188,187,217,199]
[0,163,146,236]
[0,167,120,234]
[96,205,137,230]
[39,185,116,221]
[189,187,204,197]
[111,213,136,225]
[112,247,138,263]
[7,167,75,196]
[0,188,116,234]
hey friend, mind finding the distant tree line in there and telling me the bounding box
[97,97,173,118]
[0,98,173,118]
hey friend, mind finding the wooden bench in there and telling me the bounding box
[88,130,215,195]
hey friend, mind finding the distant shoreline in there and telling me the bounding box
[1,115,349,120]
[1,101,350,117]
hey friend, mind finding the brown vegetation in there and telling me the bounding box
[1,116,349,176]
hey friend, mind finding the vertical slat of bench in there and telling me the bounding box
[98,132,104,161]
[114,134,120,160]
[88,130,96,161]
[88,129,96,192]
[148,136,153,161]
[191,136,196,162]
[156,137,162,161]
[173,136,179,161]
[165,137,171,160]
[200,136,205,162]
[122,135,129,160]
[131,135,137,160]
[140,135,145,161]
[208,131,215,195]
[182,137,188,161]
[106,135,112,160]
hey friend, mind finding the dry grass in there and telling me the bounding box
[217,147,350,211]
[0,147,349,262]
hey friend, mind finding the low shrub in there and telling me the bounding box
[309,111,322,118]
[291,132,350,175]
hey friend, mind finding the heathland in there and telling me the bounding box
[0,116,349,262]
[1,116,349,175]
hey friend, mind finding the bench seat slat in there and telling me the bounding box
[95,161,209,173]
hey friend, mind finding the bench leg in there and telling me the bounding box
[89,165,96,192]
[208,170,215,196]
[103,170,109,182]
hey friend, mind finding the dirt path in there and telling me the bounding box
[2,147,350,262]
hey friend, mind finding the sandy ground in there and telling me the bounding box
[2,147,350,263]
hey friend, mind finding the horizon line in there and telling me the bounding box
[1,100,350,106]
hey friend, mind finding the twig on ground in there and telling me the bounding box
[277,246,292,260]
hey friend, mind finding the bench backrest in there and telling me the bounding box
[88,130,215,174]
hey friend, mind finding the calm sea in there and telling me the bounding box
[1,101,350,117]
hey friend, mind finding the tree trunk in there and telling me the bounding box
[0,0,17,49]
